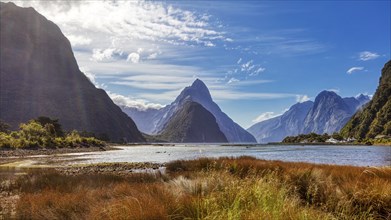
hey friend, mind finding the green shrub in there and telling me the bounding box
[0,132,12,148]
[0,118,105,149]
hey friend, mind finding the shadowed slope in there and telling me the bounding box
[158,101,228,143]
[0,3,144,142]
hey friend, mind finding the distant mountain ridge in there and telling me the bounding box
[341,60,391,138]
[248,91,370,143]
[302,91,355,134]
[120,79,256,143]
[157,101,228,143]
[0,2,144,142]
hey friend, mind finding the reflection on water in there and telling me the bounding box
[68,144,391,167]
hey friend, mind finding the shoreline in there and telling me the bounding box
[0,146,117,158]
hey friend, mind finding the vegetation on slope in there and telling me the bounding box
[2,157,390,219]
[0,117,104,149]
[341,60,391,139]
[282,133,343,144]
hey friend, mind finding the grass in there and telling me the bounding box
[2,157,390,219]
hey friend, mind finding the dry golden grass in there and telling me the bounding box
[7,157,391,220]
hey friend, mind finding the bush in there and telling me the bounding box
[0,118,105,149]
[0,132,12,148]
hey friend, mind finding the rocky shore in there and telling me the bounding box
[56,162,164,176]
[0,146,115,158]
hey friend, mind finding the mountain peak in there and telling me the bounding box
[318,90,338,97]
[177,78,212,102]
[355,94,370,102]
[314,90,341,104]
[191,78,208,90]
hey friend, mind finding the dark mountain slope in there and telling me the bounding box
[0,2,144,142]
[158,101,228,143]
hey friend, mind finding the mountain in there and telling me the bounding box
[303,91,355,134]
[0,2,144,142]
[120,107,159,134]
[341,60,391,138]
[247,101,314,143]
[157,101,228,143]
[248,92,370,143]
[120,79,256,143]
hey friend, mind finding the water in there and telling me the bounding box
[65,144,391,167]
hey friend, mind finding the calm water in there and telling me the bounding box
[65,144,391,167]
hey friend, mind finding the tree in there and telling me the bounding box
[0,120,10,133]
[332,132,344,141]
[35,116,64,137]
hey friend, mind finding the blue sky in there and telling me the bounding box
[7,0,390,128]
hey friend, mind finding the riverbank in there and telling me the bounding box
[0,146,115,158]
[1,157,390,219]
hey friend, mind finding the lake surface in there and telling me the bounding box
[65,144,391,167]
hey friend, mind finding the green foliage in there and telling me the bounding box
[0,118,105,149]
[331,132,344,141]
[341,60,391,139]
[282,133,331,143]
[34,116,64,137]
[0,120,10,133]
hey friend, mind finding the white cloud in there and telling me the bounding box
[211,90,297,100]
[111,81,187,90]
[231,59,266,77]
[147,53,158,59]
[66,35,92,46]
[359,51,380,61]
[347,66,364,74]
[227,77,240,84]
[241,60,253,71]
[137,48,143,54]
[250,67,266,76]
[127,53,140,63]
[12,1,226,47]
[252,112,281,123]
[108,92,164,111]
[296,95,310,103]
[91,48,124,62]
[227,79,273,86]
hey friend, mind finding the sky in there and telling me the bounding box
[5,0,391,128]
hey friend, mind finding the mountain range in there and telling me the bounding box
[2,2,386,145]
[121,79,256,143]
[247,91,370,143]
[0,2,144,142]
[341,60,391,139]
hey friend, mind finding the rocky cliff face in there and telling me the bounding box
[341,60,391,138]
[247,101,314,143]
[0,2,144,142]
[248,92,370,143]
[158,101,228,143]
[303,91,353,134]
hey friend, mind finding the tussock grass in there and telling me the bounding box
[8,157,391,219]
